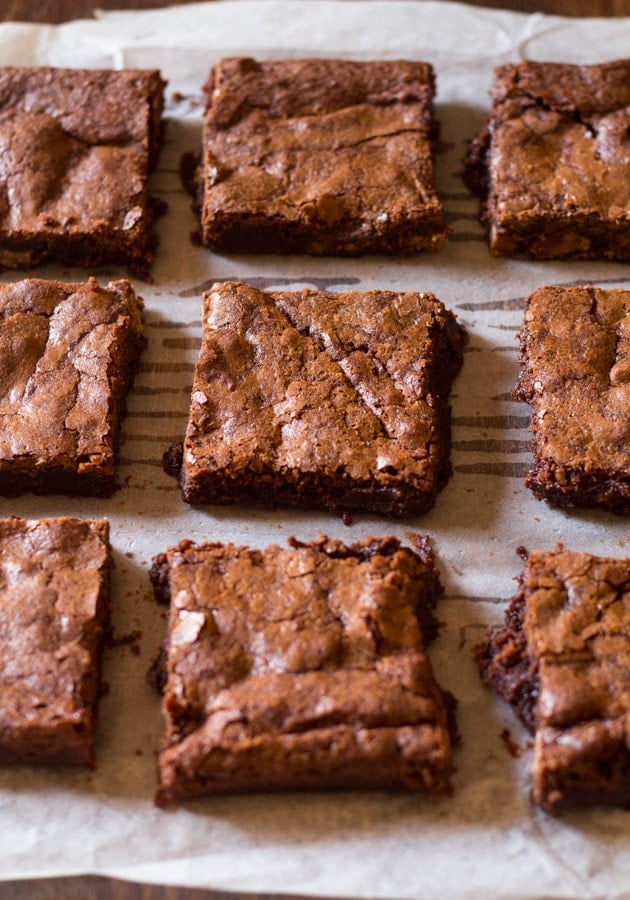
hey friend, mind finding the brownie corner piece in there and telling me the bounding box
[196,57,448,256]
[171,280,465,517]
[150,533,455,804]
[0,66,165,275]
[516,284,629,514]
[478,544,630,812]
[0,516,111,766]
[466,58,630,261]
[0,276,145,498]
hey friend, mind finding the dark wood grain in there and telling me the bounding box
[0,0,629,20]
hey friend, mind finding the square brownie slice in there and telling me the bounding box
[0,67,165,275]
[165,281,464,517]
[478,545,629,812]
[465,59,630,260]
[0,277,145,497]
[0,517,111,766]
[192,57,448,255]
[515,284,629,514]
[150,534,455,803]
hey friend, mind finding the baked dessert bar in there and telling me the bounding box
[0,517,111,766]
[191,57,448,255]
[478,545,629,812]
[150,534,455,803]
[0,66,165,275]
[465,59,630,260]
[165,281,465,517]
[0,277,145,497]
[516,284,629,514]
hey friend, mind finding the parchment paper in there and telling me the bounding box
[0,3,628,897]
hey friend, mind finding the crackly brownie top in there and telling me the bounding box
[487,59,630,221]
[516,284,629,474]
[0,516,110,730]
[154,535,447,746]
[0,277,144,468]
[521,546,629,731]
[183,281,463,489]
[201,57,443,225]
[0,67,163,237]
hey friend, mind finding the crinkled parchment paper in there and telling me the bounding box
[0,3,628,897]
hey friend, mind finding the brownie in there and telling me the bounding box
[191,57,448,255]
[0,66,165,275]
[0,517,111,766]
[150,534,455,803]
[465,59,630,260]
[0,277,145,497]
[165,281,465,517]
[478,545,630,812]
[515,284,629,514]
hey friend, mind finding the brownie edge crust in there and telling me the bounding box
[478,545,630,812]
[0,517,111,766]
[150,534,455,804]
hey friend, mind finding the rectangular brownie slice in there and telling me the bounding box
[0,66,165,275]
[193,57,448,255]
[0,277,145,497]
[150,534,455,804]
[515,284,629,514]
[478,545,629,813]
[465,59,630,260]
[165,281,464,517]
[0,517,111,766]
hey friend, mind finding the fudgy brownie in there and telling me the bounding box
[150,534,455,803]
[0,277,145,497]
[0,517,111,766]
[191,57,448,255]
[465,59,630,260]
[0,67,165,275]
[165,281,464,517]
[478,545,629,812]
[515,284,629,514]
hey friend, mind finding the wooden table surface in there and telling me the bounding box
[0,0,628,897]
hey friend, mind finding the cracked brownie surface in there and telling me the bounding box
[195,57,448,255]
[167,280,464,517]
[465,59,630,260]
[150,534,455,803]
[0,516,111,766]
[516,284,629,514]
[478,545,630,812]
[0,277,145,496]
[0,67,164,274]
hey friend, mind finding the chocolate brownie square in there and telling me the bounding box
[465,59,630,260]
[165,281,464,517]
[0,517,111,766]
[516,284,629,514]
[150,534,455,803]
[478,545,629,812]
[0,67,165,275]
[0,277,145,497]
[192,57,448,255]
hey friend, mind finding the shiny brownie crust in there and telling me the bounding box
[465,59,630,260]
[0,277,145,497]
[195,57,448,256]
[0,517,111,766]
[516,284,629,514]
[166,281,464,517]
[150,534,455,804]
[478,545,630,812]
[0,67,165,275]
